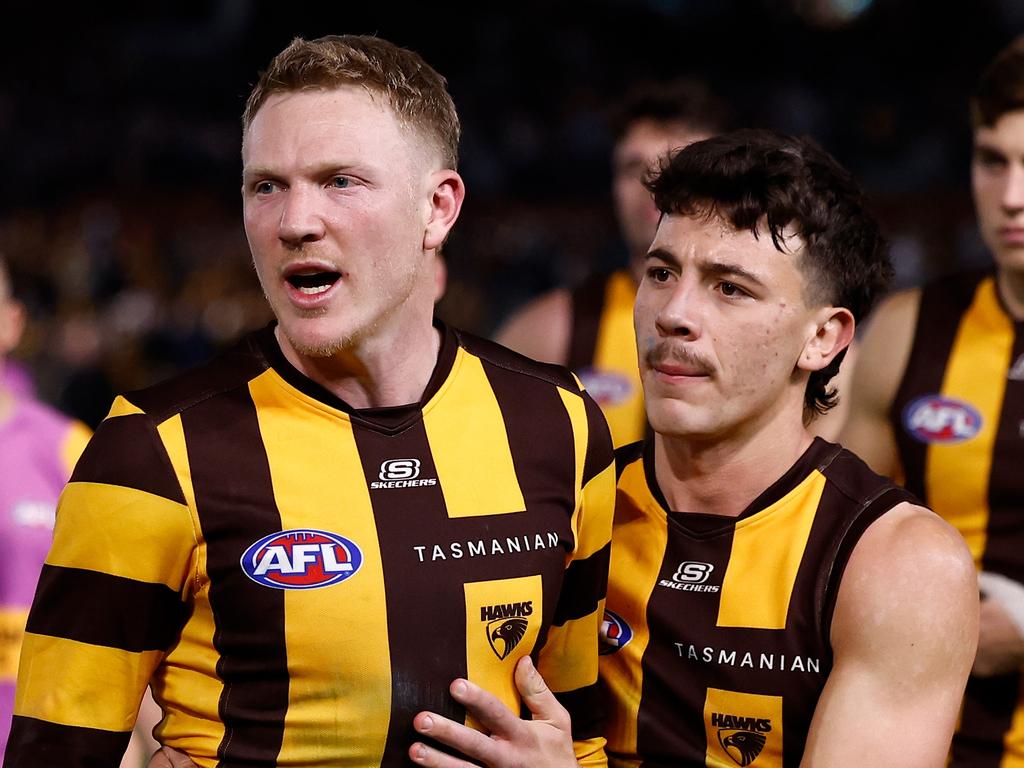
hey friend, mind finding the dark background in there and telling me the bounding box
[1,0,1021,425]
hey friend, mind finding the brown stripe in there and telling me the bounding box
[552,682,604,741]
[70,413,185,504]
[984,324,1024,582]
[568,272,610,371]
[351,419,468,765]
[26,565,187,652]
[581,392,614,486]
[552,543,610,626]
[951,674,1021,767]
[891,272,986,502]
[183,390,288,768]
[4,715,131,767]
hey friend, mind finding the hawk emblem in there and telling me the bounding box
[486,618,528,660]
[718,730,767,766]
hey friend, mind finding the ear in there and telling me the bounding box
[797,306,855,373]
[423,170,466,252]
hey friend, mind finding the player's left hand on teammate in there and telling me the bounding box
[409,655,577,768]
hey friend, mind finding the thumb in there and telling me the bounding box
[514,656,571,731]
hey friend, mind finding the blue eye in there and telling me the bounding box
[255,181,276,195]
[330,176,350,189]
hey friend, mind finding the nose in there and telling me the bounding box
[278,186,326,247]
[1003,162,1024,213]
[653,279,702,340]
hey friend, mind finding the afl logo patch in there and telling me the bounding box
[599,609,633,655]
[578,368,633,406]
[903,395,982,444]
[241,529,363,590]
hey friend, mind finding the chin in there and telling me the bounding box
[645,398,719,440]
[277,316,359,359]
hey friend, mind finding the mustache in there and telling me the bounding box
[645,341,714,375]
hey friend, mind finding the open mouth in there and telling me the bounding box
[286,270,342,296]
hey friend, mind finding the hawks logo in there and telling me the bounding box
[903,395,982,444]
[712,712,772,766]
[578,368,633,406]
[599,609,633,655]
[240,529,362,590]
[482,602,532,660]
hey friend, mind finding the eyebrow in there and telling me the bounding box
[646,248,767,288]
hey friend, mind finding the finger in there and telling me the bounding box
[408,739,481,768]
[514,656,571,731]
[412,710,497,764]
[446,678,523,740]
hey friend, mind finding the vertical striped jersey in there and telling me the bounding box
[891,270,1024,767]
[601,438,914,768]
[568,269,647,449]
[5,323,616,768]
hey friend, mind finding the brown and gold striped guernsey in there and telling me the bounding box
[891,269,1024,767]
[6,323,615,768]
[568,269,647,449]
[601,438,914,768]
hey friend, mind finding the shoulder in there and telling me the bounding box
[119,331,270,425]
[833,501,977,656]
[493,288,572,365]
[455,327,585,395]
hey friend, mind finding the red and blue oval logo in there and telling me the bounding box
[599,608,633,655]
[240,529,363,590]
[579,368,634,406]
[903,395,983,444]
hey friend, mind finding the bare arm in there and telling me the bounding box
[838,289,920,478]
[801,503,978,767]
[493,289,572,365]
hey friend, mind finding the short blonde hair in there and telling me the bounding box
[243,35,460,169]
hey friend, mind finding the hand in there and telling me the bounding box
[974,597,1024,677]
[146,746,198,768]
[409,656,577,768]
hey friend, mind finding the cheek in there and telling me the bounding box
[716,318,797,392]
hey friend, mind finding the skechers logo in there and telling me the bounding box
[240,529,362,590]
[713,713,772,766]
[482,602,533,660]
[659,561,720,592]
[599,609,633,655]
[370,459,438,489]
[903,395,982,444]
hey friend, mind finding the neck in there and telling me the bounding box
[997,267,1024,320]
[653,403,813,517]
[276,319,442,410]
[0,382,14,428]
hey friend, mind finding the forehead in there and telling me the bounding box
[975,110,1024,156]
[615,119,711,164]
[242,85,431,167]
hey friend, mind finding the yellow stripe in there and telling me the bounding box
[48,483,195,590]
[14,632,159,731]
[717,472,826,629]
[601,458,669,757]
[423,350,525,518]
[592,270,645,448]
[464,576,544,730]
[0,608,28,682]
[151,409,228,764]
[536,607,602,693]
[106,395,144,419]
[703,688,783,768]
[250,371,392,765]
[926,277,1013,565]
[60,421,91,475]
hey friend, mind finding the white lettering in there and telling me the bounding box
[506,537,521,553]
[450,543,463,559]
[808,658,820,674]
[491,540,505,555]
[760,653,774,670]
[320,544,353,573]
[432,545,446,561]
[719,650,736,665]
[468,540,486,557]
[254,546,293,575]
[791,656,805,672]
[740,652,754,668]
[547,532,559,547]
[414,546,427,562]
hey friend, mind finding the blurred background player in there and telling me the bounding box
[841,35,1024,766]
[495,80,730,447]
[0,256,91,756]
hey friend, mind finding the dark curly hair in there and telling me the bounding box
[645,128,891,417]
